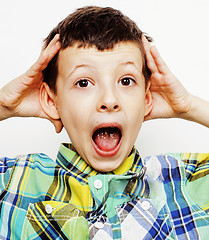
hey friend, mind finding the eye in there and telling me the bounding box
[75,79,93,88]
[119,77,136,86]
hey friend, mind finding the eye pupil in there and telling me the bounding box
[78,80,88,87]
[121,78,131,85]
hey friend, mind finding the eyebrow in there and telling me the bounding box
[65,61,141,80]
[119,61,141,72]
[75,62,139,70]
[65,64,90,79]
[72,64,90,71]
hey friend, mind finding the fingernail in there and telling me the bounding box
[142,35,146,42]
[55,34,60,40]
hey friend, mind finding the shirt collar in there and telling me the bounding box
[56,143,144,177]
[56,143,150,213]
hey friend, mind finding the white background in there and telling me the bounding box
[0,0,209,160]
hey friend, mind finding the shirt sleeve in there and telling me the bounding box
[181,153,209,213]
[0,157,16,192]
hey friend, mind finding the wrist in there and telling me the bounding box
[183,95,202,121]
[0,89,14,121]
[0,104,8,121]
[181,95,209,128]
[178,94,195,121]
[172,92,194,121]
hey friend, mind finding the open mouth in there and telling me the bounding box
[92,126,122,157]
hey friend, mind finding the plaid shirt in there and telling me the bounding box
[0,143,209,239]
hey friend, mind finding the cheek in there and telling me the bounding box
[57,85,96,116]
[57,96,90,133]
[122,90,146,118]
[123,92,145,136]
[61,104,81,128]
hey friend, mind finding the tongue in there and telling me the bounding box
[93,127,121,151]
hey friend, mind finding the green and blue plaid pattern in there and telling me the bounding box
[0,144,209,239]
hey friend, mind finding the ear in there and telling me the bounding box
[39,82,60,120]
[144,81,153,117]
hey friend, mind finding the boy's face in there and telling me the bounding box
[53,42,152,172]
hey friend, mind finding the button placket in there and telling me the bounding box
[141,200,151,211]
[94,221,104,229]
[94,179,103,190]
[45,204,53,214]
[88,176,110,206]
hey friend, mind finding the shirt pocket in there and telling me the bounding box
[116,198,174,240]
[22,201,90,240]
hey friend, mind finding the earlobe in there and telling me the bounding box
[144,82,153,117]
[39,82,60,120]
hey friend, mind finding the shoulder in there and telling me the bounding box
[144,152,209,182]
[1,152,56,170]
[179,153,209,181]
[144,152,209,212]
[0,153,56,192]
[180,153,209,212]
[144,153,184,182]
[0,156,17,174]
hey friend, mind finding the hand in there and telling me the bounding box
[0,34,63,133]
[142,35,193,121]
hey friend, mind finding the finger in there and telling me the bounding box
[26,34,61,77]
[41,33,60,52]
[36,34,61,70]
[41,34,61,66]
[150,46,170,75]
[142,35,158,73]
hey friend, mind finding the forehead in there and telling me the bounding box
[57,42,143,75]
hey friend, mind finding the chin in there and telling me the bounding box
[92,164,116,173]
[89,157,123,172]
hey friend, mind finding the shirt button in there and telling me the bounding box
[45,204,53,214]
[94,179,103,189]
[95,221,104,229]
[141,200,151,211]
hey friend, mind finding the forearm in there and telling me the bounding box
[182,95,209,128]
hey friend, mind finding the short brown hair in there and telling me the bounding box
[43,6,152,92]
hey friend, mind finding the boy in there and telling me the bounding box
[0,6,209,239]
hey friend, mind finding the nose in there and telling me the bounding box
[97,87,121,112]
